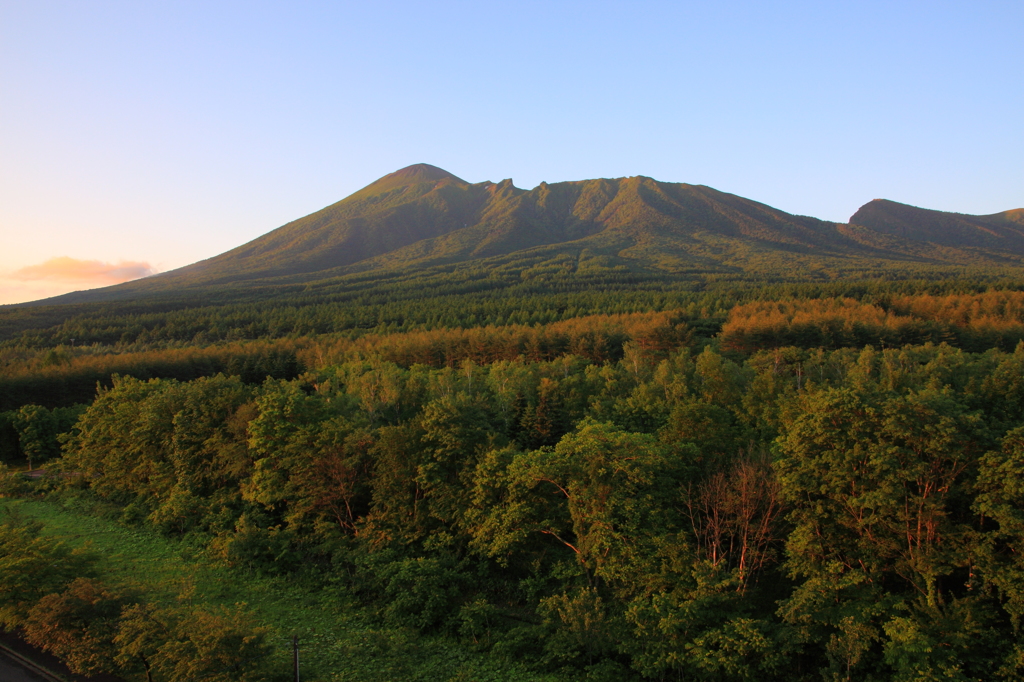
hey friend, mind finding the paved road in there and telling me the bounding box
[0,649,53,682]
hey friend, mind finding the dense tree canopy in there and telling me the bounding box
[2,335,1008,679]
[6,282,1024,679]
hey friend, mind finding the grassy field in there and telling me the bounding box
[0,495,558,682]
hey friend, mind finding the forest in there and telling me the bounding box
[5,282,1024,680]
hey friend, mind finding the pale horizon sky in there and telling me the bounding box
[2,1,1022,304]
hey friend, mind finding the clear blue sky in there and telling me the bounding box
[1,1,1021,303]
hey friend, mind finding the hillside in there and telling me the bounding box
[20,164,1024,309]
[850,199,1024,252]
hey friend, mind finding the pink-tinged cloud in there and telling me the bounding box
[11,257,157,284]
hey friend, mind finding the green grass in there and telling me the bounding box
[0,495,560,682]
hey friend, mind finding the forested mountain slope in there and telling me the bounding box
[20,164,1024,308]
[851,199,1024,251]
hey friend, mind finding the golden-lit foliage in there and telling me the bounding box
[303,310,693,369]
[722,291,1024,352]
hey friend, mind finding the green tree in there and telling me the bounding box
[23,577,128,677]
[362,423,429,544]
[974,426,1024,641]
[694,346,747,408]
[417,392,497,526]
[494,419,690,591]
[135,605,272,682]
[0,519,96,629]
[13,404,57,470]
[776,385,989,677]
[60,376,185,513]
[114,603,169,682]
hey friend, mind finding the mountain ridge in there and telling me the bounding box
[849,199,1024,250]
[15,165,1024,307]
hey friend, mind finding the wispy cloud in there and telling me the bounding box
[0,257,159,305]
[11,257,157,284]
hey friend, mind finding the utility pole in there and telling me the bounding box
[293,635,300,682]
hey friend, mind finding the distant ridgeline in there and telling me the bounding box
[5,166,1024,680]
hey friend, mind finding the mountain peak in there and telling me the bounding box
[364,163,466,192]
[850,198,1024,249]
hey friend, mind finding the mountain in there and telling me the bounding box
[147,163,856,283]
[17,165,1024,306]
[850,199,1024,252]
